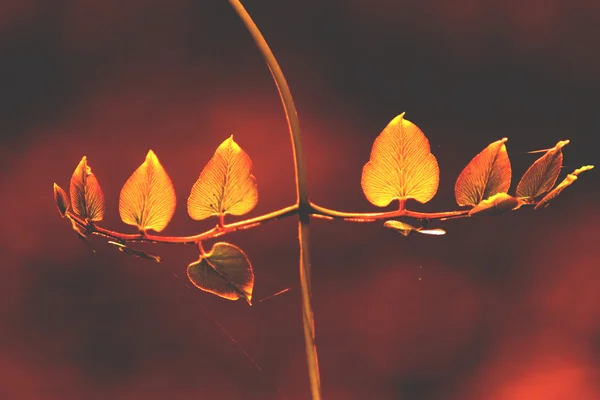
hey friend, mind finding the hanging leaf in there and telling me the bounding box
[535,165,594,210]
[108,241,162,263]
[455,138,511,207]
[119,150,176,233]
[468,193,522,217]
[384,220,446,236]
[188,135,258,221]
[53,183,69,217]
[187,242,254,305]
[516,140,569,200]
[361,113,439,207]
[70,156,105,221]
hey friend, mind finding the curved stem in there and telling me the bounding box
[227,2,320,399]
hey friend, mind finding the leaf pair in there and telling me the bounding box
[118,136,258,233]
[187,242,254,305]
[455,138,591,212]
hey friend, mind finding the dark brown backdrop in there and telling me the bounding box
[1,1,599,399]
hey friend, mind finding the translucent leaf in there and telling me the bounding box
[535,165,594,210]
[69,156,105,221]
[119,150,176,233]
[455,138,511,207]
[384,220,446,236]
[188,135,258,221]
[361,113,439,206]
[516,140,569,200]
[187,242,254,305]
[53,183,69,217]
[108,241,161,263]
[468,193,522,217]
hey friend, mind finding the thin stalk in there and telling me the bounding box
[310,202,470,222]
[227,1,321,399]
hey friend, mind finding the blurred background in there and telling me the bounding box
[1,1,599,399]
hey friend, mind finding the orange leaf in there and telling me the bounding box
[455,138,511,207]
[361,113,439,206]
[468,193,522,217]
[69,156,105,221]
[53,183,69,217]
[187,242,254,305]
[119,150,176,233]
[535,165,594,210]
[384,220,446,236]
[188,135,258,221]
[516,140,568,200]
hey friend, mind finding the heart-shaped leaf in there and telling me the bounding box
[119,150,176,233]
[188,135,258,221]
[70,156,105,221]
[516,140,569,200]
[187,242,254,305]
[53,183,69,217]
[468,193,522,217]
[384,220,446,236]
[361,113,439,206]
[535,165,594,210]
[455,138,511,207]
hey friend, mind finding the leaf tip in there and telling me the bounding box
[146,149,158,162]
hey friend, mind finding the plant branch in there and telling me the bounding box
[67,204,299,245]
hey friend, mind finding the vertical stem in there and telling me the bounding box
[227,1,321,400]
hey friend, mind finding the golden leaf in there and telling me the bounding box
[119,150,176,232]
[384,220,446,236]
[53,183,69,217]
[187,242,254,305]
[468,193,522,217]
[455,138,511,207]
[188,135,258,221]
[361,113,439,206]
[535,165,594,210]
[516,140,569,200]
[69,156,105,221]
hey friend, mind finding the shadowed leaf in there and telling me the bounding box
[108,241,161,262]
[53,183,69,217]
[187,242,254,305]
[119,150,176,233]
[535,165,594,210]
[188,135,258,221]
[468,193,522,217]
[516,140,569,200]
[384,220,446,236]
[70,156,105,221]
[361,113,439,206]
[455,138,511,207]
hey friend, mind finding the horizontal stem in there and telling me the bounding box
[67,204,299,245]
[309,202,470,222]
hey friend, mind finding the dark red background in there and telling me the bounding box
[1,1,599,399]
